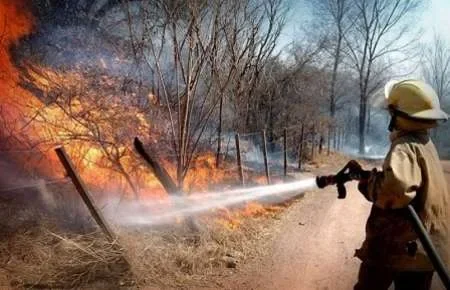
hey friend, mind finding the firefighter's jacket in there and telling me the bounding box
[356,130,450,271]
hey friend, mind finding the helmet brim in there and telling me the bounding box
[406,108,448,121]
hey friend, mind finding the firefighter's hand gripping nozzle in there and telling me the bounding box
[316,160,369,199]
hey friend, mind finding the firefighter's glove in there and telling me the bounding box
[343,160,372,194]
[357,168,376,196]
[347,160,363,176]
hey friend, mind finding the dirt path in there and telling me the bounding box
[226,181,370,290]
[225,162,450,290]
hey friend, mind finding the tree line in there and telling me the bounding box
[12,0,450,196]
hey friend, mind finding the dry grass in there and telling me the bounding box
[0,172,291,289]
[119,216,275,289]
[0,183,132,289]
[0,198,280,289]
[1,227,130,288]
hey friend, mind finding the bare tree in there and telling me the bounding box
[118,0,285,188]
[422,34,450,103]
[422,33,450,150]
[344,0,421,154]
[20,65,149,200]
[306,0,353,151]
[216,0,286,167]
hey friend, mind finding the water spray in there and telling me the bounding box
[115,178,318,226]
[129,137,318,226]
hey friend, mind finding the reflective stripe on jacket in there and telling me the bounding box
[356,130,450,271]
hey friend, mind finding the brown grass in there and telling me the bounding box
[119,216,274,289]
[0,202,279,289]
[0,164,301,289]
[2,226,130,288]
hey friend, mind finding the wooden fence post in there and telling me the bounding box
[333,126,337,150]
[298,124,304,171]
[283,128,287,177]
[262,130,271,184]
[327,124,331,156]
[235,133,245,186]
[55,146,116,242]
[319,134,324,154]
[134,138,179,195]
[337,127,342,151]
[311,125,316,160]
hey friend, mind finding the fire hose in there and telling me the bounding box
[316,161,450,289]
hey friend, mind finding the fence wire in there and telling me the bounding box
[0,123,337,196]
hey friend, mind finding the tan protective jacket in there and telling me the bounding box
[356,130,450,271]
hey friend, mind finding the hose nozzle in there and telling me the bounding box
[316,175,337,189]
[315,160,367,199]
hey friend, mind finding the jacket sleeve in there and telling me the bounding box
[358,144,422,209]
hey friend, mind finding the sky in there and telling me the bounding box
[277,0,450,54]
[421,0,450,43]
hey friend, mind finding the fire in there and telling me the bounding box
[0,0,38,134]
[214,202,284,230]
[0,1,282,225]
[183,152,228,192]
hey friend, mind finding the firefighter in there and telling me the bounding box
[353,80,450,290]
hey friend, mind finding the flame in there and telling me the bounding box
[0,2,281,226]
[0,0,37,126]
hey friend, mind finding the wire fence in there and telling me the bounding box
[0,121,347,198]
[147,123,347,186]
[207,123,347,185]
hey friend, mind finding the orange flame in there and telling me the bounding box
[0,2,282,225]
[0,0,37,118]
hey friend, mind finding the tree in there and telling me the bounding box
[344,0,420,154]
[216,0,286,167]
[422,33,450,150]
[306,0,353,151]
[20,64,150,200]
[422,34,450,103]
[120,0,286,188]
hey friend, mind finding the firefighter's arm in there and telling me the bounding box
[357,146,422,209]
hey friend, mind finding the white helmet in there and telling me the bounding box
[384,79,448,121]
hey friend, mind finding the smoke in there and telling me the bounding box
[337,104,390,159]
[36,179,57,209]
[104,178,318,226]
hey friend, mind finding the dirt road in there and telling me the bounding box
[227,181,369,290]
[226,162,450,290]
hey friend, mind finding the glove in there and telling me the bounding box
[347,160,363,175]
[357,168,377,195]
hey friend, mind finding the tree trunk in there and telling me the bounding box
[327,125,332,155]
[215,95,223,168]
[311,125,316,160]
[298,123,304,170]
[359,96,366,155]
[319,134,324,154]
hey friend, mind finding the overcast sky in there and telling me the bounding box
[277,0,450,54]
